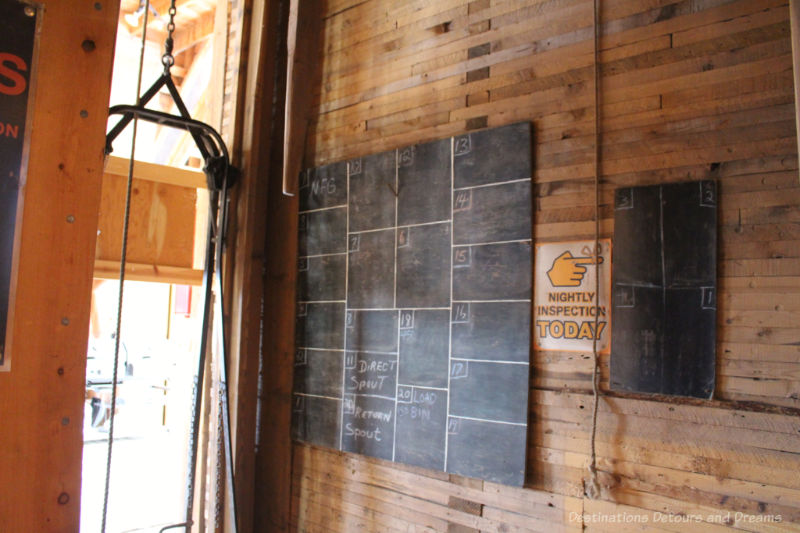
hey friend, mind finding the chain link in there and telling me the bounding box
[162,0,177,71]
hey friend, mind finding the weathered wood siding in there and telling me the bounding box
[270,0,800,531]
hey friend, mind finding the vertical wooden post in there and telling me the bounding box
[225,0,280,531]
[282,0,323,196]
[248,0,301,530]
[791,0,800,179]
[0,1,119,530]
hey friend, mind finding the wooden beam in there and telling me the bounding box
[282,0,301,196]
[226,0,278,529]
[93,260,203,285]
[282,0,324,195]
[104,155,207,188]
[135,0,214,20]
[173,7,215,53]
[246,0,301,531]
[0,0,119,529]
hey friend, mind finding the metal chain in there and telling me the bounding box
[101,2,151,531]
[162,0,177,71]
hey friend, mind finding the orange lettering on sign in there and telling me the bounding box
[0,53,28,96]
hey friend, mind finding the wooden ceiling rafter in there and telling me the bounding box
[121,0,216,54]
[120,0,216,89]
[173,9,216,56]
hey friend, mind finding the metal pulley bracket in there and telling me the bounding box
[106,103,239,192]
[104,73,238,193]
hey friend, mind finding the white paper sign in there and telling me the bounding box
[534,239,611,353]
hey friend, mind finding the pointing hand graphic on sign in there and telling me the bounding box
[546,251,604,287]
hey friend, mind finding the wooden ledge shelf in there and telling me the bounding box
[104,155,207,189]
[94,259,204,286]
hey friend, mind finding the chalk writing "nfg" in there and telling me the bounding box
[311,175,336,196]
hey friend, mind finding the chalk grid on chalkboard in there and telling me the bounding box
[293,122,532,486]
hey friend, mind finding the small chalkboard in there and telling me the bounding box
[293,123,533,486]
[610,180,717,399]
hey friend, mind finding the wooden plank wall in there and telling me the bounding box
[267,0,800,531]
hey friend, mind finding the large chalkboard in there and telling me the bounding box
[610,180,717,399]
[293,122,533,486]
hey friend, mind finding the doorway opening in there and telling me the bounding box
[80,0,237,530]
[82,280,202,532]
